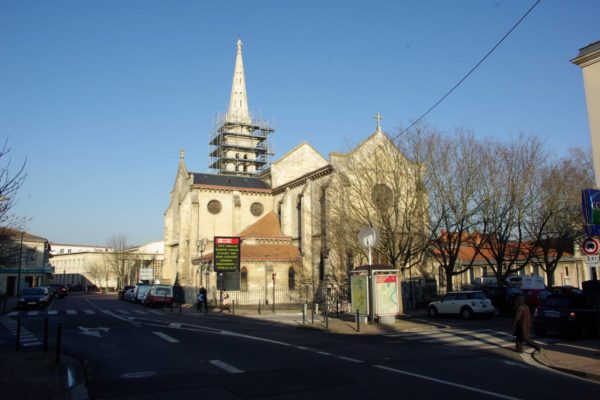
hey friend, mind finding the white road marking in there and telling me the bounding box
[337,356,363,363]
[27,311,39,316]
[117,310,131,315]
[152,331,179,343]
[316,351,332,356]
[83,309,95,315]
[66,310,77,315]
[148,310,163,315]
[168,323,181,328]
[374,365,522,400]
[210,359,244,374]
[133,310,147,315]
[7,311,19,317]
[47,310,58,315]
[22,341,41,347]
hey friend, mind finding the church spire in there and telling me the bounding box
[227,39,251,123]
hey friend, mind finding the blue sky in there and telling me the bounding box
[1,0,598,246]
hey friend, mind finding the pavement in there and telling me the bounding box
[1,295,599,400]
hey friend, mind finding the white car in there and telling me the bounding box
[427,291,494,320]
[133,284,151,303]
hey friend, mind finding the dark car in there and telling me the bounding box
[551,286,583,296]
[480,286,522,315]
[18,287,51,309]
[522,288,551,314]
[48,284,68,298]
[533,294,598,339]
[119,285,135,300]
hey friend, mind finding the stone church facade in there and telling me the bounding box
[163,41,414,306]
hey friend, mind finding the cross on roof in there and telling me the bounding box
[374,112,383,133]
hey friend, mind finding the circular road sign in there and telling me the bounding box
[358,227,379,249]
[582,238,600,255]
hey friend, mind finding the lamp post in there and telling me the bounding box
[16,230,24,297]
[197,238,207,287]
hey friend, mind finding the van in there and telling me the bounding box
[133,284,151,303]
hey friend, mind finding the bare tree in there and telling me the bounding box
[0,138,27,229]
[105,234,132,290]
[425,129,486,291]
[527,149,594,287]
[86,262,104,289]
[327,128,432,278]
[475,135,545,284]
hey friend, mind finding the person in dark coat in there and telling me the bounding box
[512,295,541,353]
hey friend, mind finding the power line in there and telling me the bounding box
[392,0,542,141]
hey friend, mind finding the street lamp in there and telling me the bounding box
[197,238,207,287]
[16,230,24,297]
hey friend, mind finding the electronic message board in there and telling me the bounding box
[213,237,241,272]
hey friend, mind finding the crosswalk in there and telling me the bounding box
[0,317,42,347]
[384,328,554,351]
[5,309,165,318]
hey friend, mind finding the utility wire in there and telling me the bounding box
[392,0,542,141]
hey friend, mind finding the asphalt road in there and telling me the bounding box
[6,293,600,399]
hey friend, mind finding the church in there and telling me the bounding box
[163,40,417,307]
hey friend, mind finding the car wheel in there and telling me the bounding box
[427,306,438,318]
[460,306,473,320]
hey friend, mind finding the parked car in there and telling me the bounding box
[119,285,135,300]
[533,294,598,339]
[18,287,52,309]
[133,284,151,303]
[427,291,494,320]
[550,286,583,296]
[124,288,136,302]
[48,283,68,298]
[143,285,174,308]
[480,286,522,316]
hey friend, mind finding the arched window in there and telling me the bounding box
[288,267,296,290]
[235,153,240,159]
[241,267,248,291]
[243,154,248,159]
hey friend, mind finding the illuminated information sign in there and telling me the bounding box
[213,237,241,272]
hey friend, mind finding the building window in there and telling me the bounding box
[288,267,296,290]
[565,266,569,277]
[235,153,240,159]
[241,267,248,291]
[243,154,248,159]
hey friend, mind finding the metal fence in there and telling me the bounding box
[181,287,310,311]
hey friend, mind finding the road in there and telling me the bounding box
[3,292,600,399]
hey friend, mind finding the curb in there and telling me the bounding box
[531,351,600,383]
[62,354,90,400]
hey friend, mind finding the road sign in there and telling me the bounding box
[213,236,241,272]
[586,255,599,266]
[582,238,600,255]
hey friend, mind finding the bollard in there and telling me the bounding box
[170,300,173,312]
[43,317,49,354]
[15,319,21,351]
[311,307,314,324]
[325,302,329,329]
[356,309,360,332]
[336,300,339,318]
[179,301,182,314]
[302,305,306,325]
[55,323,62,364]
[232,300,235,315]
[258,302,261,315]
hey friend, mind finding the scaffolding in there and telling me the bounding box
[208,112,274,176]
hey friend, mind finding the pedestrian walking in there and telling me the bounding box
[221,290,231,313]
[196,289,205,311]
[512,294,541,353]
[199,286,208,312]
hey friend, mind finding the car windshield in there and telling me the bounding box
[155,288,171,296]
[544,296,590,308]
[21,288,44,295]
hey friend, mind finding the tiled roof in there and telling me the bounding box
[0,228,48,243]
[240,212,285,238]
[191,173,270,190]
